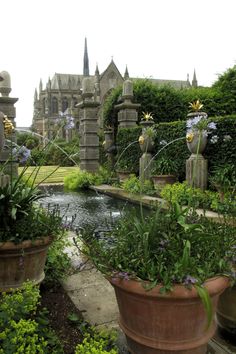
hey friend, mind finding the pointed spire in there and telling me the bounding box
[83,37,89,76]
[39,79,42,92]
[47,77,51,90]
[34,88,38,101]
[192,69,198,88]
[124,65,129,80]
[95,63,100,76]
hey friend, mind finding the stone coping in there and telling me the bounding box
[90,185,234,225]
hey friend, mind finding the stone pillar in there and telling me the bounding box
[186,154,208,190]
[115,80,140,128]
[78,77,100,173]
[139,121,155,182]
[0,71,18,177]
[0,112,9,187]
[186,112,208,190]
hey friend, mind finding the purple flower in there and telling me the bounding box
[186,116,203,130]
[207,122,217,130]
[183,275,198,285]
[64,115,75,130]
[112,271,130,281]
[159,239,169,250]
[13,146,31,164]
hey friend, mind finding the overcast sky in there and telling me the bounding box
[1,0,236,127]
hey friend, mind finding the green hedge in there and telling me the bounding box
[103,66,236,128]
[115,116,236,182]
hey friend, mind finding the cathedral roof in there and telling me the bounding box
[51,73,92,90]
[150,78,191,89]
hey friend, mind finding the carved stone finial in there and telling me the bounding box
[0,71,11,97]
[122,79,133,99]
[82,77,93,100]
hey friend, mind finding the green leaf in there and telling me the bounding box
[195,284,213,329]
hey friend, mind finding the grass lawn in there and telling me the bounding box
[18,166,80,185]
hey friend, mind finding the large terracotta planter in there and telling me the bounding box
[152,174,176,188]
[109,276,229,354]
[217,281,236,340]
[0,236,52,292]
[117,171,132,182]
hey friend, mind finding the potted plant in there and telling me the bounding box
[115,159,134,182]
[79,204,235,354]
[151,156,178,188]
[0,116,67,291]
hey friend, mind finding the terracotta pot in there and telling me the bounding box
[109,276,229,354]
[0,236,52,292]
[217,277,236,339]
[117,171,131,182]
[152,174,176,187]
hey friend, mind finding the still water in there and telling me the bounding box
[40,188,139,230]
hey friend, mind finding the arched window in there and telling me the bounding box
[108,72,117,89]
[52,97,58,113]
[62,97,68,112]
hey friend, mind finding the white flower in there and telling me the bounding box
[210,135,219,144]
[223,135,232,142]
[160,140,168,146]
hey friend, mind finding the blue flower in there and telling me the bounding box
[183,275,198,285]
[13,146,31,164]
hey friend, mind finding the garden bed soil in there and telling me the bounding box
[40,284,83,354]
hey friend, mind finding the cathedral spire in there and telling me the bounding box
[83,37,89,76]
[124,65,129,80]
[192,69,198,88]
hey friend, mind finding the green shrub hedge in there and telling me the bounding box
[115,115,236,182]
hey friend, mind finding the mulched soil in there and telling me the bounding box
[40,284,84,354]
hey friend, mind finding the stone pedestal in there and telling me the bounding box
[115,80,140,128]
[78,78,100,173]
[186,154,208,190]
[0,71,18,178]
[139,153,152,182]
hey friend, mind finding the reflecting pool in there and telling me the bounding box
[40,188,139,229]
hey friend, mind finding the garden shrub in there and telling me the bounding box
[64,170,96,190]
[116,127,141,174]
[74,328,118,354]
[122,175,155,195]
[44,235,72,286]
[161,182,236,215]
[0,282,63,354]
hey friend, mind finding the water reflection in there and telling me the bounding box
[40,189,136,229]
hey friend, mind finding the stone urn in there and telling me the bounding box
[139,134,155,153]
[186,130,208,155]
[139,121,155,154]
